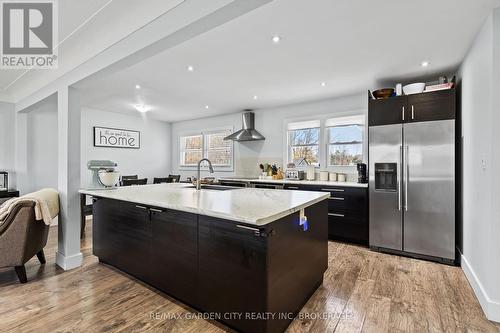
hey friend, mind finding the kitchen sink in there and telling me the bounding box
[184,185,238,191]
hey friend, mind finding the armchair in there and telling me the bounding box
[0,201,49,283]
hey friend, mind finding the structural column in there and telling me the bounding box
[56,86,82,270]
[14,111,28,193]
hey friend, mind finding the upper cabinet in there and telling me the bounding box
[369,95,406,126]
[369,89,456,126]
[406,89,455,122]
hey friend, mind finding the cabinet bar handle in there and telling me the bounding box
[411,105,415,120]
[150,208,163,213]
[135,205,148,210]
[328,213,345,217]
[236,224,265,236]
[287,186,299,189]
[321,188,344,192]
[236,224,260,231]
[402,106,405,121]
[329,197,345,200]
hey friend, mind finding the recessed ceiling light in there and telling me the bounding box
[253,95,258,100]
[272,35,281,44]
[187,65,194,72]
[205,105,209,109]
[134,104,151,113]
[135,84,141,89]
[321,82,327,87]
[421,61,430,67]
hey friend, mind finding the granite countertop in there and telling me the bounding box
[79,183,329,226]
[219,177,369,188]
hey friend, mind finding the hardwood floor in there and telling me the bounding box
[0,221,498,333]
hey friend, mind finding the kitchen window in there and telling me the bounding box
[180,129,233,169]
[287,120,321,167]
[326,115,365,166]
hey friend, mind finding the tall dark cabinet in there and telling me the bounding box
[368,88,461,265]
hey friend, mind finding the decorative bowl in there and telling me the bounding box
[373,88,395,99]
[98,170,121,187]
[403,82,426,95]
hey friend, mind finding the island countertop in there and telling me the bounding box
[79,183,329,225]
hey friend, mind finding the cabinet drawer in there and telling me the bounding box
[328,192,367,214]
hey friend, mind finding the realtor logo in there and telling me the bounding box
[1,0,58,68]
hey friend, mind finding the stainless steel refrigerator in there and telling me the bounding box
[369,120,456,263]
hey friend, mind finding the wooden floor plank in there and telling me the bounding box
[0,222,498,333]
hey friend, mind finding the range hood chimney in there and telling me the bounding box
[224,111,265,142]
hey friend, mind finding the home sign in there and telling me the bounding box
[94,127,140,149]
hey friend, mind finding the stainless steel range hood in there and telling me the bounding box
[224,111,265,142]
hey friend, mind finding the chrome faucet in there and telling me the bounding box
[196,158,214,190]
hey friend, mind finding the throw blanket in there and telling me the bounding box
[0,188,59,226]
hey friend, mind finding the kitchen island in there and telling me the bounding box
[80,183,329,333]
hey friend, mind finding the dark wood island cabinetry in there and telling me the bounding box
[91,195,328,333]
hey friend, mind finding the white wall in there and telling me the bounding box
[80,108,171,187]
[458,11,500,322]
[171,93,367,180]
[26,95,59,193]
[0,102,16,188]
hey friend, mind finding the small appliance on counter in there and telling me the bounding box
[87,160,120,189]
[357,163,368,183]
[285,169,305,180]
[0,171,8,192]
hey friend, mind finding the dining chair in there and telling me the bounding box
[153,177,173,184]
[168,174,181,183]
[120,175,138,186]
[122,178,148,186]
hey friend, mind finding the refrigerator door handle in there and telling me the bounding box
[398,145,402,211]
[404,145,409,211]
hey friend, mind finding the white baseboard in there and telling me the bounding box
[461,254,500,323]
[56,251,83,270]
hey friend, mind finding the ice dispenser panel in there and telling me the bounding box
[374,163,397,191]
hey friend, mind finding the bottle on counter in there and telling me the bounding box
[306,165,315,181]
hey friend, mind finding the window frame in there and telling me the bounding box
[179,127,234,171]
[287,125,321,168]
[284,112,367,170]
[326,123,364,167]
[179,134,203,167]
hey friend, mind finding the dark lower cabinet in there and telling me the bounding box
[198,200,328,333]
[92,197,329,333]
[283,184,369,245]
[93,198,152,281]
[151,209,198,306]
[198,216,268,332]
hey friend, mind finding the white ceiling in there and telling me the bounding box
[73,0,500,121]
[0,0,186,101]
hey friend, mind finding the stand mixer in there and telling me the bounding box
[87,160,120,189]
